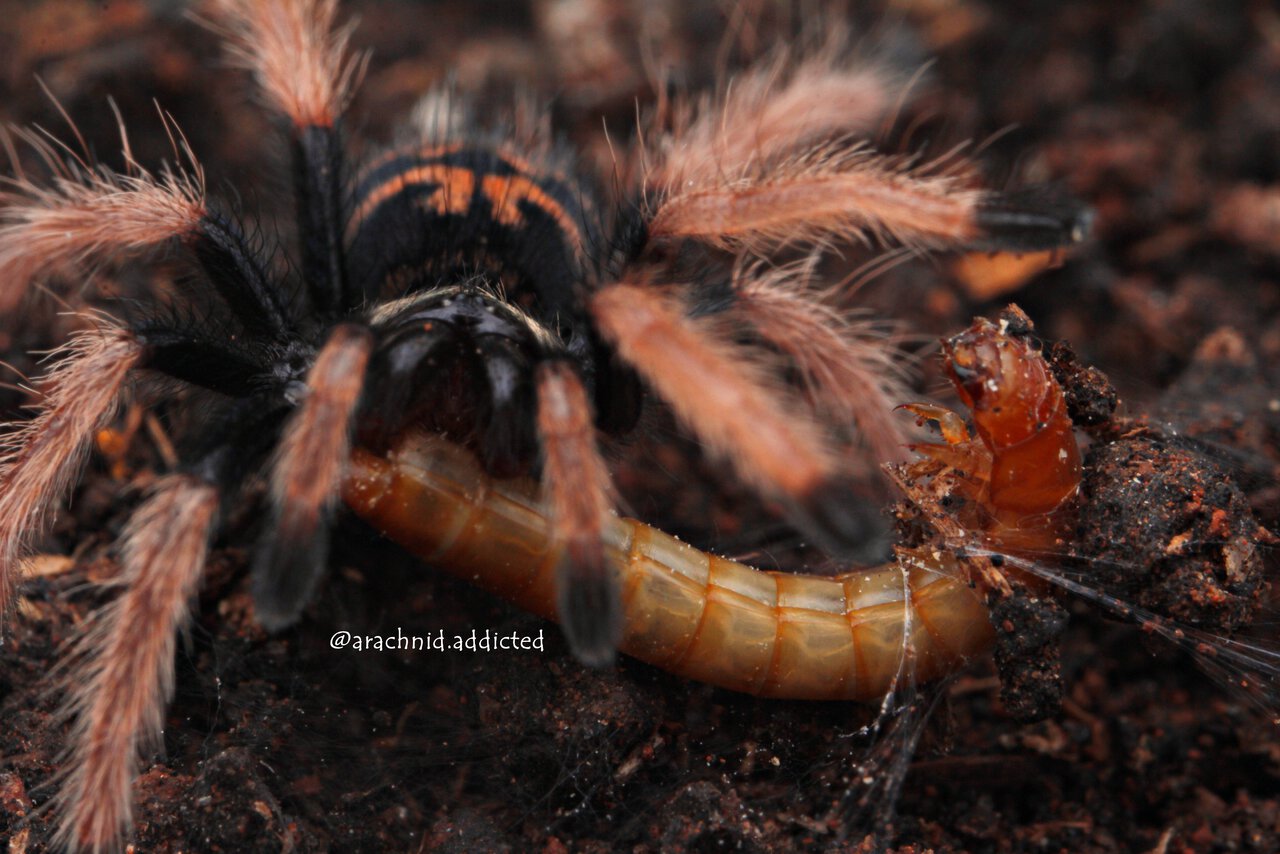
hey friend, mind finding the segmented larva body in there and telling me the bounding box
[343,310,1081,700]
[344,434,991,700]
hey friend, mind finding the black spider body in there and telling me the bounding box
[344,143,641,471]
[130,133,642,634]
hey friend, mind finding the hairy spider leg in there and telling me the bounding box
[0,329,140,622]
[209,0,365,315]
[54,391,290,854]
[647,157,1091,253]
[186,211,294,337]
[651,39,902,188]
[252,323,373,629]
[0,152,205,313]
[591,281,872,554]
[642,40,1091,255]
[728,260,912,471]
[53,477,218,854]
[0,129,297,337]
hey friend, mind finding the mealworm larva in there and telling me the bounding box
[344,433,990,700]
[343,307,1082,700]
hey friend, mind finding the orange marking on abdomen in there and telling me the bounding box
[348,151,583,254]
[348,164,476,234]
[480,173,583,252]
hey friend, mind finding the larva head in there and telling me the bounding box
[942,306,1083,519]
[942,306,1064,453]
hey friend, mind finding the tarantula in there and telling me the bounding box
[0,0,1088,849]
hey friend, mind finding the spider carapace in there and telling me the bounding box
[0,1,1096,849]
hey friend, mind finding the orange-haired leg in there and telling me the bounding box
[654,45,899,192]
[209,0,366,313]
[534,360,620,666]
[0,129,293,334]
[208,0,361,129]
[0,327,141,625]
[252,323,372,629]
[729,262,911,471]
[53,475,218,854]
[643,40,1090,256]
[649,152,1090,255]
[592,283,867,553]
[0,141,205,312]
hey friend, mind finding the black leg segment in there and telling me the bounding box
[293,124,351,317]
[190,211,293,337]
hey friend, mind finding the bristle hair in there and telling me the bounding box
[592,282,838,499]
[0,125,206,312]
[653,42,899,192]
[0,325,141,622]
[731,257,913,470]
[638,36,987,254]
[52,476,218,854]
[208,0,367,128]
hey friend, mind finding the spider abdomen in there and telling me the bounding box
[346,142,594,321]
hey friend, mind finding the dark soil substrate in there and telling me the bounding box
[2,1,1279,851]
